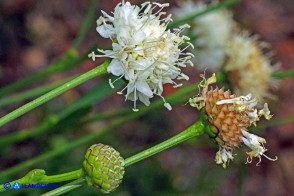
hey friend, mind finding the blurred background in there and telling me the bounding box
[0,0,294,195]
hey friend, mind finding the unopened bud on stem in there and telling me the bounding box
[82,144,125,193]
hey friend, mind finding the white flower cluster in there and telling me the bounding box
[173,1,234,71]
[174,1,278,102]
[89,1,194,111]
[224,32,278,101]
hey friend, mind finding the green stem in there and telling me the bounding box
[0,82,197,178]
[0,73,227,178]
[0,73,190,147]
[0,49,79,97]
[0,169,84,192]
[0,117,57,147]
[0,76,75,108]
[42,119,207,195]
[39,169,84,183]
[0,60,109,127]
[83,108,130,124]
[41,178,86,196]
[41,109,293,195]
[125,120,206,166]
[168,0,240,28]
[0,78,118,147]
[0,0,97,97]
[272,68,294,79]
[72,0,96,48]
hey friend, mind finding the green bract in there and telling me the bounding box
[82,144,125,193]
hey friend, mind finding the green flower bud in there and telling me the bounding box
[82,144,125,193]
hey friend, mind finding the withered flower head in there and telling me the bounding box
[189,73,277,168]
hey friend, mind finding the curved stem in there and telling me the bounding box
[125,120,206,166]
[0,169,84,192]
[0,60,109,127]
[39,169,84,183]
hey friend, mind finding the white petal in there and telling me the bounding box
[138,93,151,106]
[107,59,125,76]
[241,136,251,147]
[96,25,115,38]
[101,10,114,22]
[133,30,146,45]
[136,81,153,97]
[126,83,135,97]
[158,81,163,94]
[126,92,137,102]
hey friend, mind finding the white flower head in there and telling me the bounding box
[173,1,235,71]
[225,31,279,102]
[90,1,194,111]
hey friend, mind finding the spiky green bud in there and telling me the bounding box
[82,144,125,193]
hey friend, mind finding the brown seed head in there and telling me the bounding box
[205,87,250,148]
[190,73,276,167]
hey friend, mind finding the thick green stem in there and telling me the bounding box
[0,60,109,127]
[0,82,197,178]
[0,169,84,192]
[39,169,84,183]
[0,120,205,193]
[41,119,206,195]
[125,120,206,166]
